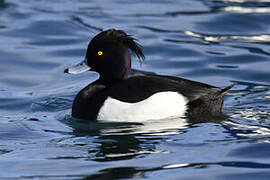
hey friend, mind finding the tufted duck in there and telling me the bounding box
[65,29,233,121]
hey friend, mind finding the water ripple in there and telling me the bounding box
[211,0,270,3]
[222,6,270,13]
[185,31,270,43]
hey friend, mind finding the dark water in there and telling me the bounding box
[1,0,270,179]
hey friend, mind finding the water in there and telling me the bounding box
[0,0,270,179]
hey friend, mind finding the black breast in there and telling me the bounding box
[72,83,107,120]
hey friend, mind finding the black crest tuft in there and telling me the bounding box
[101,29,145,63]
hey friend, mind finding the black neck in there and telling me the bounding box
[96,76,124,86]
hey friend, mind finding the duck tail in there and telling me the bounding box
[219,84,234,96]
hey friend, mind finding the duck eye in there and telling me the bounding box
[97,51,103,56]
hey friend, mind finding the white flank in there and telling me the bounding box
[97,91,188,122]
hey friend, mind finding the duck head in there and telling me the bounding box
[65,29,145,81]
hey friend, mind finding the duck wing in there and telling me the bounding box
[106,75,221,103]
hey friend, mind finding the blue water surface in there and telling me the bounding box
[1,0,270,179]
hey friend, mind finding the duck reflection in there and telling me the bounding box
[0,0,8,9]
[93,135,143,161]
[69,114,227,162]
[80,160,270,180]
[81,167,143,180]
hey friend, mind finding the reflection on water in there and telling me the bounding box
[211,0,270,3]
[185,31,270,43]
[97,118,189,136]
[67,117,188,161]
[225,120,270,140]
[222,6,270,13]
[82,161,270,180]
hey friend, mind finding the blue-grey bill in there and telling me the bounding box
[66,60,90,74]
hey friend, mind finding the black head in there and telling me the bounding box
[85,29,145,81]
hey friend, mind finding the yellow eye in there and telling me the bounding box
[98,51,103,56]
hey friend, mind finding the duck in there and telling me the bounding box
[65,29,233,122]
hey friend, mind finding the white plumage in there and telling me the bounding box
[97,91,188,122]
